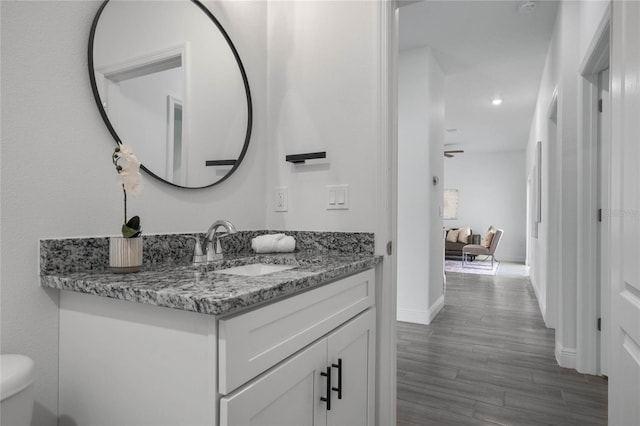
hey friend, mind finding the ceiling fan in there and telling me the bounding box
[444,149,464,158]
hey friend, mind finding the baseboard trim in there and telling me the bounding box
[497,255,527,263]
[555,342,577,369]
[397,307,429,324]
[397,294,444,325]
[529,276,549,326]
[427,294,444,324]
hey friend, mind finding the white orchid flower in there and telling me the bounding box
[124,157,141,174]
[117,144,136,160]
[120,170,143,196]
[112,145,144,237]
[115,145,140,167]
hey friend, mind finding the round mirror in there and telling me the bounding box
[89,0,252,189]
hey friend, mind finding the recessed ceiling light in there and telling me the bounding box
[492,98,503,106]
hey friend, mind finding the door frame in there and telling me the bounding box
[374,1,398,426]
[576,4,611,375]
[166,95,184,183]
[546,88,559,329]
[596,68,610,376]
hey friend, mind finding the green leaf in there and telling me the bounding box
[126,215,141,231]
[121,224,141,238]
[122,216,142,238]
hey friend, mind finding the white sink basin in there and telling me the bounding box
[215,263,296,277]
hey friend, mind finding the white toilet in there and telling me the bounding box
[1,354,35,426]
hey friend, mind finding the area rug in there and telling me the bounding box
[445,259,500,276]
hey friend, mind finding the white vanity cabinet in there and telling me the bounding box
[220,308,376,426]
[57,268,375,426]
[218,268,376,425]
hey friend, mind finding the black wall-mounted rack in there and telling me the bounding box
[206,160,237,167]
[285,152,327,164]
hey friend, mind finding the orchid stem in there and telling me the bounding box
[123,184,127,225]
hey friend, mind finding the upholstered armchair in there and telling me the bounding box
[462,229,503,268]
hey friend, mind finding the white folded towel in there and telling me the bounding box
[275,236,296,253]
[252,234,296,253]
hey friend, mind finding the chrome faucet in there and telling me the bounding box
[204,220,237,261]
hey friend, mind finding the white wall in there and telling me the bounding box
[396,47,445,324]
[265,0,378,232]
[528,0,580,368]
[444,151,527,263]
[526,0,561,329]
[0,1,267,424]
[526,0,609,370]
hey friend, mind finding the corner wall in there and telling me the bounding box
[443,151,527,263]
[527,0,580,367]
[526,0,609,370]
[526,0,561,329]
[396,47,445,324]
[0,1,268,423]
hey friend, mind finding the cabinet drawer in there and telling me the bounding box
[218,269,375,394]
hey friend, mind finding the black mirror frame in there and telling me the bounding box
[88,0,253,189]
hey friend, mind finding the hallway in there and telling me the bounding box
[396,265,608,425]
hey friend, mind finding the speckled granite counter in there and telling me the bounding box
[40,231,382,316]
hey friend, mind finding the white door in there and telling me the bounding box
[326,309,376,426]
[220,339,328,426]
[609,2,640,424]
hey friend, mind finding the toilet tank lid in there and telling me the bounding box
[1,354,35,401]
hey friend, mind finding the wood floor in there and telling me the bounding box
[396,265,608,425]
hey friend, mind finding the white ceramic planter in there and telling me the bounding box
[109,236,143,273]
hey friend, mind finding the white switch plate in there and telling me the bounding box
[326,185,349,210]
[275,187,288,212]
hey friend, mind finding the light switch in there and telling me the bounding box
[329,190,337,205]
[327,185,349,210]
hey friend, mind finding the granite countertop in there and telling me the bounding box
[40,251,382,316]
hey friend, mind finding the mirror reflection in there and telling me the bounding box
[90,0,252,188]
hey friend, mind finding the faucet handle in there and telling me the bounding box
[186,236,207,264]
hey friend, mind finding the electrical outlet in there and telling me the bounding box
[275,187,288,212]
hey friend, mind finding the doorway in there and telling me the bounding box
[596,68,610,376]
[395,0,548,326]
[577,16,610,376]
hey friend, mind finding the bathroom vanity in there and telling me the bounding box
[40,232,380,426]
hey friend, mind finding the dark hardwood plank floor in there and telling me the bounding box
[397,264,608,426]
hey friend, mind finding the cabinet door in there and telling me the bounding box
[220,339,328,426]
[326,308,376,426]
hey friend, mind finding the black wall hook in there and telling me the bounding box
[285,152,326,164]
